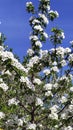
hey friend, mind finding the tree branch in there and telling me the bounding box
[57,101,70,114]
[36,110,51,124]
[18,102,31,114]
[59,115,73,128]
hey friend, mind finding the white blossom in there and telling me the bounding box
[27,123,36,130]
[8,98,19,106]
[11,59,28,74]
[36,97,43,106]
[59,75,69,83]
[20,76,34,90]
[32,19,40,25]
[27,62,33,68]
[27,56,39,68]
[60,60,67,66]
[47,5,50,11]
[39,13,49,24]
[1,51,14,61]
[4,70,12,76]
[60,96,67,103]
[0,32,2,37]
[29,56,39,64]
[6,119,14,126]
[61,113,67,119]
[45,91,52,96]
[26,2,33,7]
[35,41,42,48]
[43,69,50,75]
[53,83,58,89]
[33,78,42,85]
[54,125,58,128]
[61,32,65,39]
[50,48,55,52]
[20,76,27,83]
[68,54,73,62]
[55,11,59,17]
[0,83,8,91]
[0,46,4,52]
[69,105,73,112]
[65,48,71,53]
[17,119,23,126]
[29,35,38,41]
[0,112,5,119]
[51,66,59,72]
[70,87,73,92]
[52,61,57,66]
[0,78,3,82]
[50,105,59,113]
[34,25,43,32]
[43,32,48,38]
[40,49,48,58]
[70,40,73,45]
[71,99,73,104]
[27,49,34,56]
[43,83,52,90]
[49,10,59,17]
[0,49,28,74]
[49,112,58,120]
[64,126,73,130]
[56,47,65,57]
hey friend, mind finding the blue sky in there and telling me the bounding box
[0,0,73,60]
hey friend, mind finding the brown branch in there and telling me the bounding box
[59,115,73,129]
[36,115,48,124]
[36,110,51,124]
[57,101,70,115]
[18,102,31,114]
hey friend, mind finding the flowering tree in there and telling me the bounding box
[0,0,73,130]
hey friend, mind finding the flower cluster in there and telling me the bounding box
[0,112,5,119]
[0,78,8,91]
[39,13,49,24]
[8,98,19,106]
[26,2,34,13]
[0,0,73,130]
[0,45,28,74]
[27,123,36,130]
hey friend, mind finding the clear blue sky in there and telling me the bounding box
[0,0,73,60]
